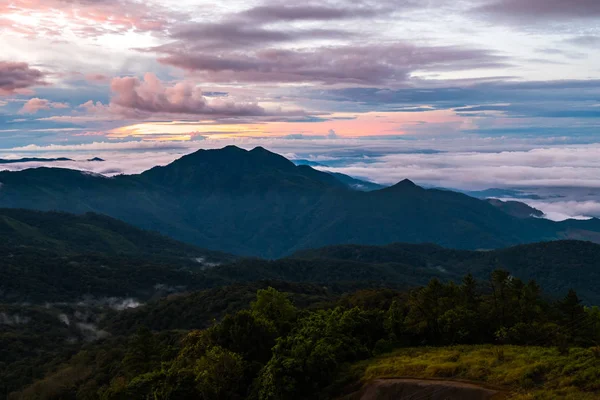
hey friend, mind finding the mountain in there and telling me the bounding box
[328,172,385,191]
[0,157,73,164]
[486,198,545,218]
[1,146,599,257]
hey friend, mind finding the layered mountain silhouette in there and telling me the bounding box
[1,145,599,257]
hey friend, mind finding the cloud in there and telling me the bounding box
[318,145,600,191]
[327,129,338,139]
[0,0,180,38]
[166,21,349,52]
[20,98,69,114]
[157,43,507,86]
[565,35,600,47]
[141,1,508,87]
[512,200,600,221]
[0,61,47,95]
[106,73,307,119]
[475,0,600,22]
[85,74,110,83]
[316,80,600,127]
[238,4,379,22]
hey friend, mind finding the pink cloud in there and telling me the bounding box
[85,73,110,83]
[0,61,47,95]
[19,98,69,114]
[109,73,269,117]
[1,0,179,38]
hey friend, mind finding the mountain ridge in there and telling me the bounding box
[0,146,599,257]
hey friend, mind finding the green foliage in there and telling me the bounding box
[7,272,600,400]
[251,287,298,334]
[103,282,332,336]
[194,346,247,400]
[257,307,385,399]
[348,345,600,399]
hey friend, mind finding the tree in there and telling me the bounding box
[384,299,404,341]
[461,273,480,311]
[251,287,297,334]
[211,310,278,364]
[121,326,159,378]
[195,346,247,400]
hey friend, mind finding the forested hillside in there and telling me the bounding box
[2,209,600,399]
[2,211,600,303]
[0,208,234,261]
[7,276,600,399]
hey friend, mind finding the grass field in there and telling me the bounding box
[342,345,600,399]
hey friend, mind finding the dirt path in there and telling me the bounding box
[342,378,509,400]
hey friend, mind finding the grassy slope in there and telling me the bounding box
[342,345,600,399]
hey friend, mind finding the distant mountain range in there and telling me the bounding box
[0,157,73,164]
[0,157,104,164]
[1,145,599,257]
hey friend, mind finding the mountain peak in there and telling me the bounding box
[138,145,340,192]
[222,145,246,152]
[250,146,268,153]
[391,179,419,189]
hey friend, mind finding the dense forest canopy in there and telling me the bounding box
[5,276,600,399]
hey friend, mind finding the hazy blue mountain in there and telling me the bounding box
[0,157,73,164]
[1,146,599,257]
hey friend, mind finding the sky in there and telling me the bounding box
[1,0,599,218]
